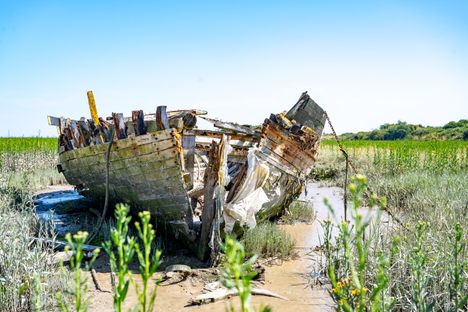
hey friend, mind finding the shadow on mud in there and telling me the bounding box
[33,189,208,273]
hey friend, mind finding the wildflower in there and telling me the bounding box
[355,174,367,183]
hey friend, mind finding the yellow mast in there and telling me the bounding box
[87,90,104,143]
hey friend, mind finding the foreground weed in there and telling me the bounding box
[449,223,467,312]
[102,204,136,312]
[33,272,42,312]
[133,211,162,312]
[409,222,433,312]
[221,236,271,312]
[57,231,100,312]
[324,175,395,311]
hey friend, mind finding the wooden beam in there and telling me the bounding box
[47,116,60,126]
[112,113,127,139]
[87,91,100,126]
[198,141,218,260]
[156,106,169,130]
[200,116,260,136]
[197,135,229,261]
[132,110,147,136]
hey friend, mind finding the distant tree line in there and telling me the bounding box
[330,119,468,141]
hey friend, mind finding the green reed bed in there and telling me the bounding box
[0,138,65,190]
[320,140,467,175]
[0,137,57,154]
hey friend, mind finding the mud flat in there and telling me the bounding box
[33,182,343,311]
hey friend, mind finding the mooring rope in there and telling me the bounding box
[87,128,115,243]
[324,112,409,231]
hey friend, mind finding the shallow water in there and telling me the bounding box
[300,182,345,246]
[34,189,97,236]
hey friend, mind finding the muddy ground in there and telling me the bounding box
[34,183,344,311]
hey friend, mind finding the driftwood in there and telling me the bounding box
[189,286,288,305]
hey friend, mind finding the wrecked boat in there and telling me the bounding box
[48,91,326,259]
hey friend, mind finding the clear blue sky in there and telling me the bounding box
[1,0,467,136]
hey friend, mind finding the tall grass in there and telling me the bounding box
[317,140,468,311]
[0,137,57,154]
[320,139,467,175]
[241,223,295,259]
[0,137,65,311]
[0,181,64,311]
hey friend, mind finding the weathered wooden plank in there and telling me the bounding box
[263,119,319,152]
[87,91,99,125]
[47,116,61,126]
[87,119,102,145]
[286,91,326,135]
[112,113,127,140]
[78,119,92,146]
[70,120,85,148]
[87,91,103,144]
[132,110,147,136]
[156,106,169,130]
[261,136,316,170]
[181,112,197,129]
[198,141,218,260]
[200,116,260,136]
[182,134,196,188]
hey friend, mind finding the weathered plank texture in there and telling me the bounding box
[59,129,190,222]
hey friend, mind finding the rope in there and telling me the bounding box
[87,128,115,243]
[324,112,408,231]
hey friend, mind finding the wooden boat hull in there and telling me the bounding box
[51,91,326,259]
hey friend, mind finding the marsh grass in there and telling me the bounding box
[317,141,468,311]
[0,138,66,311]
[0,191,64,312]
[241,223,295,259]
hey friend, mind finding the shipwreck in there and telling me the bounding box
[48,91,326,260]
